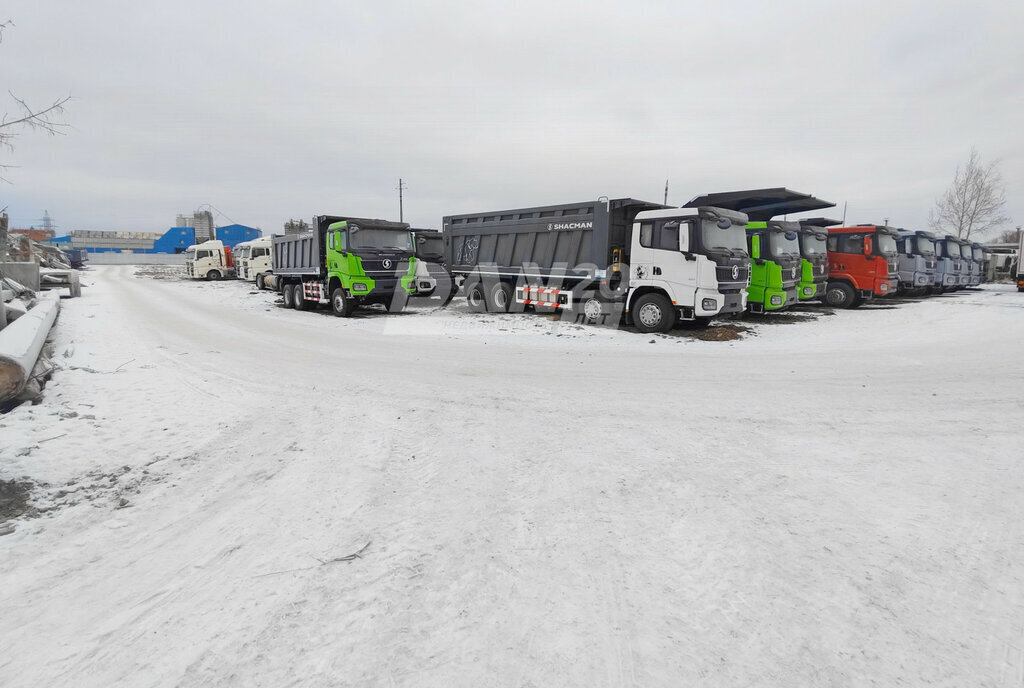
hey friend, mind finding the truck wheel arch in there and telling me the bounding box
[627,286,673,314]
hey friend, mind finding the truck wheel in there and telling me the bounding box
[487,283,513,313]
[206,270,220,281]
[282,283,295,308]
[466,282,487,312]
[582,297,603,323]
[825,281,855,308]
[633,293,675,333]
[256,274,265,290]
[292,284,305,310]
[331,288,354,317]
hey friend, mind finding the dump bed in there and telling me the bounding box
[272,231,324,277]
[443,198,667,278]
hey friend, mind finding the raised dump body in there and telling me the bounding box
[683,188,835,312]
[443,198,750,332]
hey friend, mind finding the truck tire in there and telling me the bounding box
[466,282,487,313]
[582,297,603,323]
[632,293,675,333]
[282,283,295,308]
[293,284,311,310]
[206,270,220,281]
[487,283,514,313]
[331,288,354,317]
[825,281,856,308]
[256,274,266,290]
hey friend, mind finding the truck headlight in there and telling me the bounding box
[701,298,717,310]
[353,283,367,291]
[802,287,812,295]
[770,295,783,305]
[880,283,888,291]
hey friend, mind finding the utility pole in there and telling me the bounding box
[842,201,848,225]
[663,179,669,205]
[397,178,407,222]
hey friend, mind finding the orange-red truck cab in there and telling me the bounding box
[824,225,899,308]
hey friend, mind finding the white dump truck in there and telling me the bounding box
[184,239,235,280]
[245,236,274,288]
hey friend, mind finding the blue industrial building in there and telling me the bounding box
[49,224,261,254]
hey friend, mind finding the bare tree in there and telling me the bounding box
[929,148,1009,239]
[0,21,71,182]
[995,227,1021,245]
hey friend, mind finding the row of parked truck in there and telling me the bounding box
[182,188,994,333]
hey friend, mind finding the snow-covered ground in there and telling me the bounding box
[2,266,1024,687]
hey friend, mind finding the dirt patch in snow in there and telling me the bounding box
[0,479,36,524]
[682,323,750,341]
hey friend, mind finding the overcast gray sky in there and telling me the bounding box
[3,0,1022,236]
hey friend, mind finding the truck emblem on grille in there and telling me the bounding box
[732,265,739,280]
[382,259,393,269]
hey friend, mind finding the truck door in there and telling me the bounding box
[631,219,693,300]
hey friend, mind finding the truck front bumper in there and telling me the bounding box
[875,278,897,296]
[695,288,746,316]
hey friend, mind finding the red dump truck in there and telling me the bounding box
[824,225,899,308]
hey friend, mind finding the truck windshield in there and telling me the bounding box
[800,233,827,257]
[875,233,897,255]
[185,249,196,260]
[769,230,800,258]
[915,237,935,255]
[350,228,413,251]
[973,247,983,260]
[945,241,961,258]
[700,219,747,256]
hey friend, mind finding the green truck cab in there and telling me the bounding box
[272,215,418,317]
[745,220,802,312]
[796,218,838,301]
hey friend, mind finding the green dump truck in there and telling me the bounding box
[269,215,417,316]
[796,218,840,301]
[744,220,802,311]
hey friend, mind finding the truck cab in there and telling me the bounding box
[743,220,801,312]
[894,229,937,295]
[184,239,234,280]
[625,206,750,329]
[796,218,837,302]
[955,239,973,288]
[246,236,273,288]
[233,240,253,280]
[968,242,983,287]
[932,235,961,292]
[824,225,898,308]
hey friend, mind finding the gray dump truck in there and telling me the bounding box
[931,235,963,293]
[895,229,937,295]
[969,242,986,287]
[442,197,750,332]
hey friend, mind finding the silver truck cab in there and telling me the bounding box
[895,229,936,295]
[931,235,961,293]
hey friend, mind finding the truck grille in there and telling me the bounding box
[715,264,748,287]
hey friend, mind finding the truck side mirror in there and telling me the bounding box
[750,235,760,260]
[863,236,872,255]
